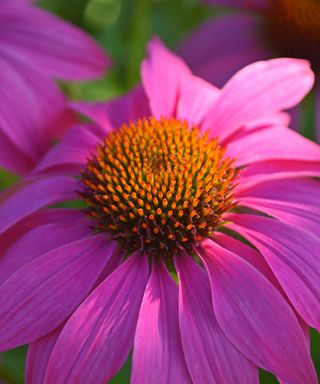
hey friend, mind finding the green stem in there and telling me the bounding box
[126,0,151,88]
[39,0,90,26]
[0,366,18,384]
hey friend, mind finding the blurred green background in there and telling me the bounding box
[0,0,319,382]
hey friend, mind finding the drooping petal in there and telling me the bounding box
[0,176,77,236]
[0,235,116,350]
[213,232,313,342]
[141,37,190,118]
[26,326,63,384]
[202,58,314,141]
[44,252,148,384]
[131,258,191,384]
[0,212,92,284]
[175,253,258,384]
[213,232,278,286]
[226,126,320,166]
[0,129,34,175]
[0,57,67,168]
[179,13,269,87]
[0,4,109,80]
[228,214,320,330]
[198,239,317,384]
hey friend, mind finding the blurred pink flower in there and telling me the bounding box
[0,0,110,175]
[0,38,319,384]
[180,0,320,140]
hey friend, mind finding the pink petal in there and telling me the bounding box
[131,258,191,384]
[198,239,317,384]
[179,13,269,87]
[226,126,320,166]
[0,211,92,284]
[44,252,148,384]
[238,159,320,188]
[26,326,63,384]
[202,58,314,142]
[0,176,77,236]
[0,4,109,80]
[229,214,320,330]
[175,253,258,384]
[33,124,103,175]
[237,177,320,205]
[242,111,291,131]
[177,75,219,126]
[141,37,190,118]
[0,235,116,351]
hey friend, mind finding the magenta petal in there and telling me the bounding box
[141,37,190,118]
[0,212,92,284]
[198,239,317,384]
[71,85,150,131]
[238,197,320,236]
[34,124,103,175]
[0,57,66,165]
[226,126,320,166]
[0,235,116,350]
[0,176,76,236]
[202,58,314,141]
[0,209,62,259]
[26,326,62,384]
[70,102,114,132]
[229,214,320,330]
[213,232,279,286]
[0,129,34,174]
[0,5,109,80]
[175,253,258,384]
[131,258,191,384]
[44,252,148,384]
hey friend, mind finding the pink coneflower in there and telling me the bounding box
[0,38,319,383]
[180,0,320,140]
[0,0,110,175]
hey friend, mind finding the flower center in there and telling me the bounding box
[80,117,237,257]
[265,0,320,71]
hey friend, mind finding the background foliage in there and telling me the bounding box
[0,0,319,382]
